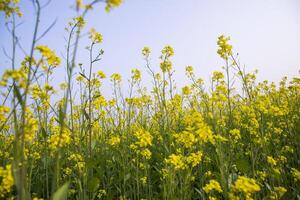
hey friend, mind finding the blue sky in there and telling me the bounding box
[0,0,300,95]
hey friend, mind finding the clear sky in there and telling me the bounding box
[0,0,300,95]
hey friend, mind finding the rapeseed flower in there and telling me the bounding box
[203,179,223,193]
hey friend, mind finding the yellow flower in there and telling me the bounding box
[36,45,61,66]
[97,189,107,198]
[32,197,43,200]
[160,168,169,179]
[105,0,122,12]
[0,0,22,17]
[160,60,172,72]
[48,126,71,150]
[1,68,27,88]
[186,151,203,167]
[205,171,212,177]
[291,168,300,182]
[23,108,38,142]
[174,129,196,148]
[108,135,121,146]
[229,129,241,143]
[131,69,141,81]
[0,106,10,127]
[63,167,72,176]
[111,73,122,82]
[68,154,85,171]
[0,164,14,198]
[133,128,152,148]
[182,86,191,95]
[76,16,85,28]
[97,70,106,79]
[270,186,287,199]
[185,65,194,77]
[230,176,260,200]
[140,176,147,185]
[59,83,68,90]
[162,45,174,57]
[257,171,267,181]
[76,0,84,10]
[212,71,224,81]
[217,34,232,59]
[165,153,186,170]
[142,47,151,56]
[203,179,223,193]
[89,28,103,43]
[267,156,277,167]
[141,149,152,160]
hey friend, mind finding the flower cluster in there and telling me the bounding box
[0,0,22,17]
[229,176,261,200]
[0,164,14,198]
[105,0,122,12]
[89,28,103,44]
[36,45,61,67]
[203,179,223,193]
[48,126,71,150]
[130,127,153,160]
[217,35,232,59]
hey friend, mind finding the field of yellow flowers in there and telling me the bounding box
[0,0,300,200]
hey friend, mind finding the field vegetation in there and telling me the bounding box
[0,0,299,199]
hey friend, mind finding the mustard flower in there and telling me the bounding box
[0,164,14,198]
[230,176,260,200]
[186,151,203,167]
[89,28,103,44]
[108,135,121,146]
[162,45,174,57]
[203,179,223,193]
[165,153,186,170]
[131,68,141,81]
[36,45,61,66]
[217,34,232,59]
[105,0,122,12]
[142,46,151,57]
[111,73,122,82]
[291,168,300,182]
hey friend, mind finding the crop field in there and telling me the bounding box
[0,0,299,200]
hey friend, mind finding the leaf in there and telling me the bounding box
[194,187,205,199]
[265,182,272,191]
[91,139,97,150]
[13,84,23,107]
[58,106,65,125]
[236,158,251,173]
[86,159,97,168]
[83,109,90,120]
[41,127,47,138]
[87,177,100,192]
[124,173,131,182]
[52,182,70,200]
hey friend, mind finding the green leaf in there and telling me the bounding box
[124,173,131,182]
[236,158,251,173]
[52,182,70,200]
[41,127,47,138]
[194,187,205,199]
[87,177,100,192]
[83,109,90,120]
[13,84,23,107]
